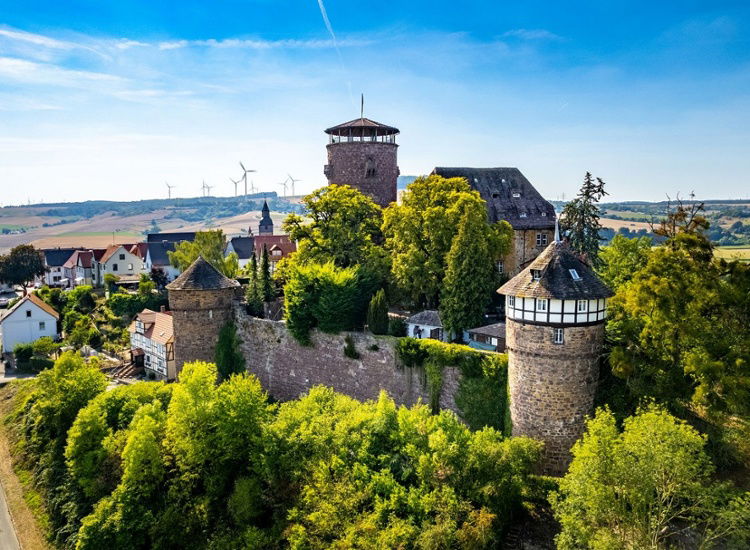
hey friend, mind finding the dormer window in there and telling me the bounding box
[519,212,527,218]
[512,192,521,198]
[569,269,581,281]
[531,269,542,281]
[542,212,547,216]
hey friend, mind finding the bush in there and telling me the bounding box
[29,357,55,372]
[14,342,34,363]
[32,336,58,357]
[366,288,389,334]
[387,317,407,337]
[343,335,360,359]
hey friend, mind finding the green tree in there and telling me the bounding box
[597,234,653,291]
[245,253,263,317]
[32,336,58,357]
[560,172,608,267]
[366,288,389,335]
[214,321,246,380]
[138,272,155,296]
[68,284,97,314]
[103,273,118,293]
[149,267,169,289]
[0,244,46,295]
[260,245,274,302]
[168,230,239,277]
[440,205,496,339]
[282,184,388,277]
[552,405,750,549]
[383,175,510,308]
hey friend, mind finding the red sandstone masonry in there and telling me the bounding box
[233,304,461,412]
[326,142,398,208]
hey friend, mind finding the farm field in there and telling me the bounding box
[715,246,750,262]
[599,217,652,231]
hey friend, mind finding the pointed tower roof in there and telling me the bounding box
[498,242,613,300]
[166,256,239,291]
[259,200,273,227]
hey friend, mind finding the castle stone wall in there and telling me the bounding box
[506,319,603,474]
[504,228,552,276]
[169,287,237,373]
[325,142,398,207]
[234,305,461,412]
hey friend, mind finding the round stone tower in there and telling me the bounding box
[166,256,240,375]
[498,237,613,475]
[323,116,399,208]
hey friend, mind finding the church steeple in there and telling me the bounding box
[258,200,273,235]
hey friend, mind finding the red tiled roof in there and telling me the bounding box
[2,293,60,321]
[64,250,94,269]
[100,244,137,264]
[128,308,174,345]
[253,235,296,259]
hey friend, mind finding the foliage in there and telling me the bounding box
[282,184,386,271]
[343,334,359,359]
[149,267,168,289]
[260,245,274,302]
[107,291,167,320]
[0,244,46,293]
[168,229,239,277]
[551,405,750,549]
[214,321,246,381]
[37,285,68,313]
[14,342,34,363]
[103,273,118,293]
[284,262,379,344]
[67,285,97,314]
[388,316,407,337]
[32,336,58,357]
[244,253,264,317]
[440,205,497,338]
[560,172,608,267]
[137,273,155,297]
[383,175,511,308]
[366,288,389,335]
[597,234,653,290]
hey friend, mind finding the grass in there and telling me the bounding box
[58,231,141,237]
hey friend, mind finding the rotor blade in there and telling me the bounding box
[240,161,246,172]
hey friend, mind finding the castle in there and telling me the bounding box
[162,112,612,475]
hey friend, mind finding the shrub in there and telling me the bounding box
[32,336,58,357]
[14,342,34,363]
[366,288,389,334]
[387,317,407,337]
[29,357,55,372]
[343,335,360,359]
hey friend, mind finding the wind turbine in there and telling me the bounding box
[277,179,288,197]
[201,180,207,197]
[165,181,176,199]
[204,181,214,197]
[287,174,301,197]
[239,162,256,198]
[229,177,240,197]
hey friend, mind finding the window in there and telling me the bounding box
[536,233,548,246]
[39,321,46,330]
[577,300,588,312]
[112,263,118,271]
[272,249,282,257]
[26,310,31,318]
[119,253,125,260]
[128,263,133,270]
[519,212,527,218]
[531,269,541,281]
[554,328,564,344]
[542,212,547,217]
[508,295,515,307]
[512,192,521,198]
[496,260,504,274]
[490,337,498,346]
[536,298,548,311]
[569,269,580,281]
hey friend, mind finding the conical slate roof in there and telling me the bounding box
[498,242,613,300]
[260,200,273,225]
[166,256,239,291]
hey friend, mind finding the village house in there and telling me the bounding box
[465,322,506,352]
[253,235,296,274]
[128,307,176,380]
[62,250,96,287]
[144,241,182,282]
[0,294,59,353]
[42,248,78,287]
[225,236,255,269]
[405,310,448,342]
[431,167,556,276]
[99,244,147,284]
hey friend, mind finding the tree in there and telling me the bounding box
[366,288,389,335]
[597,234,653,291]
[552,405,750,549]
[103,273,118,293]
[214,321,246,380]
[149,267,168,289]
[167,230,238,277]
[383,175,510,308]
[245,254,264,317]
[282,184,388,277]
[440,205,497,339]
[138,273,155,297]
[0,244,46,295]
[560,172,608,267]
[260,245,274,302]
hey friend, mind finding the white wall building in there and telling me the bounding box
[0,294,59,353]
[128,308,176,380]
[100,244,147,282]
[405,310,447,342]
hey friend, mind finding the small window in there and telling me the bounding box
[512,192,520,198]
[577,300,588,312]
[542,212,547,216]
[39,321,46,330]
[491,193,499,199]
[112,264,118,271]
[26,310,32,318]
[508,295,515,307]
[272,250,282,256]
[519,212,527,218]
[119,253,125,260]
[569,269,581,281]
[537,298,548,311]
[536,233,548,246]
[554,328,564,344]
[496,260,504,274]
[531,269,541,281]
[490,337,498,346]
[128,263,133,270]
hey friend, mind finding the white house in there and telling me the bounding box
[405,310,448,342]
[99,244,147,283]
[42,248,78,287]
[0,294,59,353]
[144,242,182,282]
[128,308,175,380]
[225,237,255,269]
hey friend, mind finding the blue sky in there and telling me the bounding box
[1,1,749,204]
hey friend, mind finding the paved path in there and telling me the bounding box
[0,481,20,550]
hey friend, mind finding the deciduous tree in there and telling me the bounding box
[214,321,246,380]
[168,230,238,277]
[0,244,46,294]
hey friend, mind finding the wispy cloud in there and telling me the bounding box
[501,28,562,41]
[0,56,122,86]
[0,27,80,50]
[156,37,368,50]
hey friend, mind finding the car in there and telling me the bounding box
[0,297,9,308]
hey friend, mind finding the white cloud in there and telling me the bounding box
[0,27,80,50]
[501,28,562,41]
[0,56,122,86]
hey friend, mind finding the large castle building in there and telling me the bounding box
[432,167,556,276]
[498,234,613,474]
[324,116,399,208]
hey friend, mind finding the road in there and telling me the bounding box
[0,480,20,550]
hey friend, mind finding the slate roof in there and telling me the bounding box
[1,294,60,322]
[146,241,175,266]
[467,322,505,338]
[43,248,77,267]
[325,117,399,135]
[166,256,239,291]
[259,201,273,229]
[406,310,442,327]
[146,232,197,243]
[431,167,556,230]
[498,242,614,300]
[228,237,255,260]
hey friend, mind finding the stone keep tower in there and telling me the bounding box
[258,200,273,235]
[324,116,399,208]
[166,256,240,373]
[498,238,613,475]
